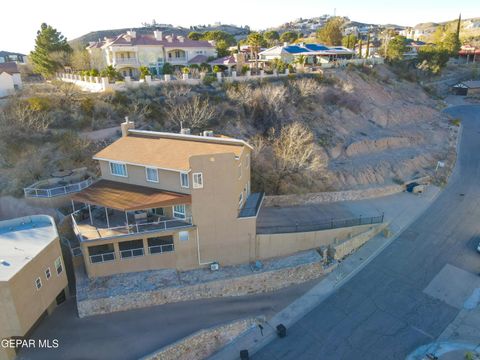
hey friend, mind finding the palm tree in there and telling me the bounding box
[247,32,264,72]
[295,55,307,70]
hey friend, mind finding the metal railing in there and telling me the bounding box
[256,214,384,235]
[148,244,174,254]
[24,178,93,198]
[71,211,193,241]
[89,252,115,264]
[120,248,144,259]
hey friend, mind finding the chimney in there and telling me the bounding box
[121,117,135,137]
[178,36,185,43]
[154,30,163,40]
[166,35,173,43]
[127,30,136,38]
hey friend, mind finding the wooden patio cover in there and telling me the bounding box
[71,180,191,211]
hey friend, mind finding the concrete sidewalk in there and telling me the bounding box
[210,186,441,359]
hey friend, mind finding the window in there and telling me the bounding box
[110,162,127,177]
[238,164,242,179]
[146,167,159,182]
[119,239,144,259]
[193,172,203,189]
[179,231,189,241]
[239,192,244,208]
[180,172,189,188]
[35,277,42,290]
[173,204,186,219]
[245,154,250,168]
[54,257,63,275]
[45,268,51,280]
[148,236,174,254]
[88,244,115,264]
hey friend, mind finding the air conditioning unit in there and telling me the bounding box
[203,130,214,137]
[210,262,219,271]
[180,128,191,135]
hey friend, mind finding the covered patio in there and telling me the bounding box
[70,180,192,241]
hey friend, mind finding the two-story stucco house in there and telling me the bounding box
[87,30,217,78]
[70,120,263,278]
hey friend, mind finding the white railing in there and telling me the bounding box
[89,252,115,264]
[24,178,93,198]
[148,244,174,254]
[71,213,193,241]
[113,58,140,65]
[120,248,144,259]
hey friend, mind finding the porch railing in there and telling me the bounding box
[24,178,93,198]
[71,211,193,241]
[149,244,174,254]
[89,252,115,263]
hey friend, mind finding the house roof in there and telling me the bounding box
[0,51,26,57]
[0,62,19,75]
[71,180,191,211]
[188,54,209,64]
[102,33,214,48]
[0,215,58,282]
[259,43,355,57]
[209,55,236,65]
[93,131,249,172]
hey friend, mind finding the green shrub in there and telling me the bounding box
[451,118,461,127]
[162,63,173,75]
[202,73,217,86]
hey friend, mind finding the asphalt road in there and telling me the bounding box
[17,278,319,360]
[254,105,480,360]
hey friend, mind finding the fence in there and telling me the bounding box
[256,213,384,235]
[24,178,93,198]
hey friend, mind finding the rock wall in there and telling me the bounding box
[140,318,257,360]
[263,176,430,207]
[77,254,330,317]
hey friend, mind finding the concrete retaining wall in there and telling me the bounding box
[332,224,387,260]
[256,224,381,259]
[140,318,257,360]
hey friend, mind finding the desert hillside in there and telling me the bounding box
[0,64,456,199]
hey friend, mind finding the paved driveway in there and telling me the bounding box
[17,279,319,360]
[254,105,480,359]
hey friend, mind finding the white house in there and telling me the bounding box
[87,30,217,78]
[0,62,22,97]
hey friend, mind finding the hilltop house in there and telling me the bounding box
[0,62,22,98]
[258,43,355,66]
[87,30,217,78]
[0,216,68,360]
[0,51,26,64]
[70,120,262,278]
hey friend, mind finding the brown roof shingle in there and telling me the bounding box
[93,133,246,171]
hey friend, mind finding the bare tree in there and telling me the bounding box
[271,122,321,193]
[165,96,215,130]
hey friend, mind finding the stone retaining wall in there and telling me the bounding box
[263,176,430,207]
[77,253,330,317]
[140,318,257,360]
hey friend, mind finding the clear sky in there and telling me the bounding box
[1,0,477,54]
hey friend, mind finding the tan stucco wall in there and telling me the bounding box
[190,149,256,267]
[81,227,199,278]
[0,238,67,360]
[256,224,378,260]
[99,160,191,194]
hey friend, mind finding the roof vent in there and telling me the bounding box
[1,260,10,267]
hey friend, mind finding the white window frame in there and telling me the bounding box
[192,172,203,189]
[239,192,244,208]
[54,257,63,276]
[109,162,128,177]
[145,167,159,183]
[45,268,51,280]
[173,204,186,219]
[180,172,189,188]
[35,277,42,290]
